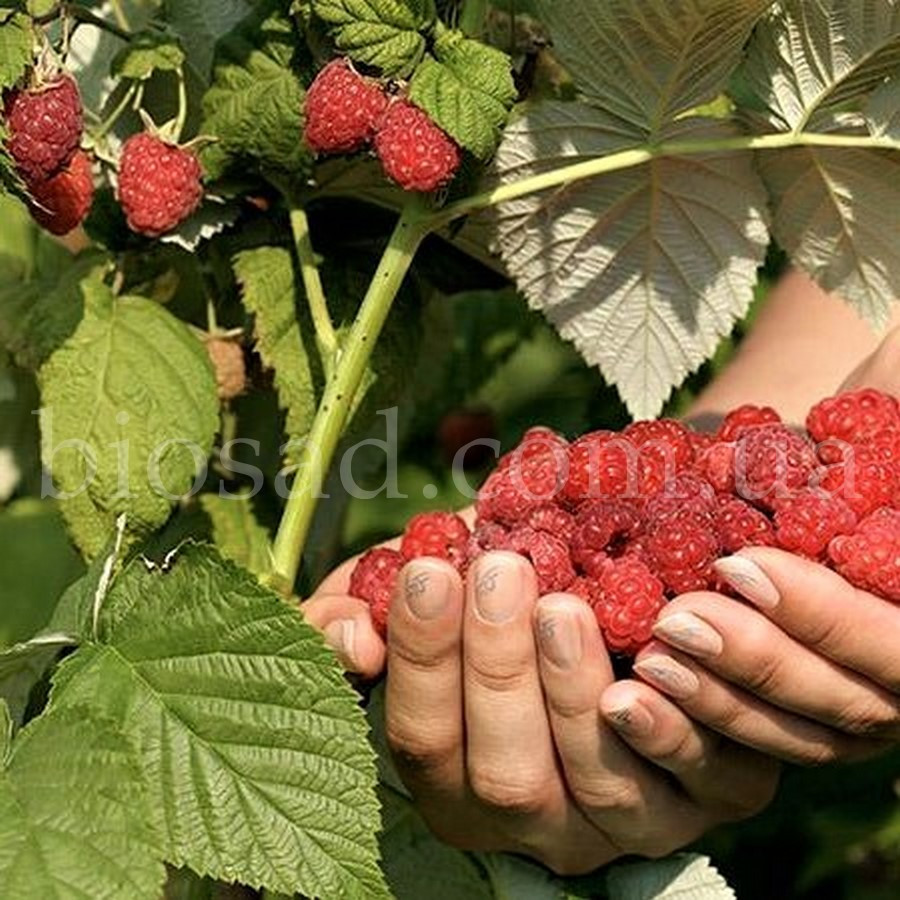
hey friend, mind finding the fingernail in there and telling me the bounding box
[474,553,525,624]
[537,603,582,669]
[634,655,700,700]
[404,562,452,620]
[714,555,780,610]
[653,612,723,658]
[605,702,654,738]
[324,619,356,668]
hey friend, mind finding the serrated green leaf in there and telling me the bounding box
[201,4,310,181]
[49,544,387,898]
[0,706,165,899]
[0,635,74,725]
[409,29,516,159]
[200,490,273,575]
[758,146,900,326]
[312,0,435,76]
[112,31,185,80]
[234,246,317,456]
[0,12,31,90]
[533,0,772,135]
[163,0,253,81]
[38,273,219,557]
[491,103,769,419]
[607,853,736,900]
[740,0,900,132]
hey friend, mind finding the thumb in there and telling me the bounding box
[302,594,386,679]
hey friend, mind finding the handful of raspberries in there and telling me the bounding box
[350,389,900,656]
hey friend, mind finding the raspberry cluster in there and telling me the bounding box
[3,73,94,235]
[304,58,462,193]
[350,389,900,656]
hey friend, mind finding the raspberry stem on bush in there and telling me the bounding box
[271,196,431,588]
[289,206,338,366]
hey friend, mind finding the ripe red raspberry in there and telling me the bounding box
[563,431,643,505]
[524,504,576,543]
[304,59,388,154]
[569,576,601,605]
[716,405,782,442]
[118,133,204,236]
[642,473,717,522]
[715,498,775,553]
[593,556,667,656]
[570,499,642,567]
[26,149,93,235]
[469,520,510,557]
[401,511,470,571]
[349,547,405,637]
[645,510,719,595]
[696,441,737,493]
[624,419,695,472]
[773,489,857,559]
[818,445,896,517]
[807,389,900,453]
[4,75,83,184]
[734,424,817,508]
[205,338,247,401]
[507,527,576,593]
[374,100,462,192]
[828,508,900,602]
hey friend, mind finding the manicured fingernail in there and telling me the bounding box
[537,603,582,669]
[604,702,654,738]
[653,612,723,658]
[474,553,525,624]
[404,562,452,620]
[324,619,356,668]
[714,555,780,610]
[634,655,700,700]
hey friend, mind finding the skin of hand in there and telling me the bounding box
[305,551,779,873]
[639,326,900,763]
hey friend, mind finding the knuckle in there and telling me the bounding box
[573,778,644,816]
[832,697,900,739]
[465,648,533,695]
[468,766,552,817]
[390,634,451,672]
[707,691,751,736]
[386,717,457,774]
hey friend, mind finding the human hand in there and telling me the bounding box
[305,552,779,874]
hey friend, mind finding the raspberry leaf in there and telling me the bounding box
[200,491,274,576]
[38,273,220,557]
[0,706,165,900]
[408,29,517,159]
[491,105,769,419]
[0,11,31,91]
[112,32,186,81]
[201,4,310,181]
[867,77,900,139]
[606,853,737,899]
[233,246,318,461]
[0,635,75,726]
[48,544,388,898]
[533,0,772,136]
[162,0,254,81]
[312,0,436,77]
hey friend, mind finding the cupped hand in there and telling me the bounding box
[637,548,900,764]
[305,552,779,874]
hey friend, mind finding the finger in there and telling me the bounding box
[633,643,890,765]
[652,594,900,740]
[534,594,715,854]
[301,594,386,678]
[386,558,467,798]
[600,679,779,821]
[715,549,900,692]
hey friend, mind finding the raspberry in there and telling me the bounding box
[807,389,900,453]
[349,548,404,637]
[26,149,93,235]
[716,405,782,442]
[570,499,642,567]
[401,511,470,571]
[773,489,857,559]
[374,100,462,192]
[734,424,817,508]
[593,556,667,656]
[118,133,204,236]
[645,510,719,595]
[818,446,896,517]
[828,508,900,602]
[696,441,737,493]
[642,473,717,522]
[498,427,569,472]
[563,431,641,505]
[304,59,388,154]
[4,75,83,184]
[507,527,576,593]
[469,520,510,556]
[206,338,247,401]
[524,504,576,543]
[624,419,695,472]
[569,576,601,605]
[715,498,775,553]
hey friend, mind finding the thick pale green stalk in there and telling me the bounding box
[459,0,489,36]
[272,199,430,588]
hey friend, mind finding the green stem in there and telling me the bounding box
[289,206,338,365]
[271,199,430,588]
[68,5,132,42]
[172,67,188,144]
[459,0,489,36]
[94,81,138,140]
[109,0,130,31]
[427,131,900,229]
